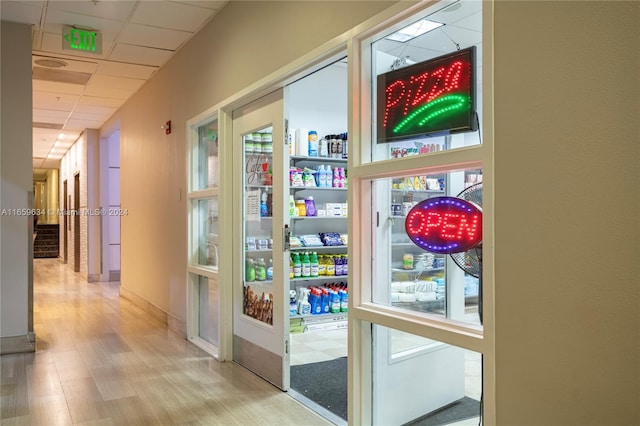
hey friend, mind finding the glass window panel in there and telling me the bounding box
[371,168,483,327]
[195,119,219,190]
[369,2,483,163]
[194,273,219,346]
[243,127,275,325]
[373,324,482,425]
[196,198,219,267]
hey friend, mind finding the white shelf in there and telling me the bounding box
[290,186,346,191]
[290,275,348,283]
[290,245,347,251]
[290,216,346,220]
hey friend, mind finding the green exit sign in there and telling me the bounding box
[62,25,102,54]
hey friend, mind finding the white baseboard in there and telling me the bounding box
[119,287,186,337]
[0,332,36,355]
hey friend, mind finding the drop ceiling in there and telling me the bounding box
[1,0,227,169]
[0,0,481,170]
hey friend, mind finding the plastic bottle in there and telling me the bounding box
[342,254,348,276]
[318,255,327,276]
[309,288,322,315]
[319,136,329,157]
[342,132,348,159]
[301,251,311,278]
[289,290,298,316]
[338,168,346,188]
[295,199,306,217]
[305,196,317,216]
[310,251,319,277]
[340,288,348,312]
[308,131,318,157]
[330,290,341,313]
[289,255,294,279]
[266,258,273,280]
[288,195,296,217]
[326,165,333,188]
[326,255,336,276]
[333,166,340,188]
[260,190,268,217]
[255,258,266,281]
[298,288,311,315]
[335,254,343,276]
[315,165,324,187]
[292,252,301,278]
[321,289,330,314]
[245,258,255,282]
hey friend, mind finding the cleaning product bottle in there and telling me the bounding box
[310,251,319,277]
[321,288,330,314]
[289,290,298,316]
[340,288,348,312]
[333,166,340,188]
[298,288,311,315]
[326,255,336,276]
[335,254,343,276]
[330,289,341,313]
[305,196,317,217]
[292,252,301,278]
[315,165,324,187]
[342,254,348,276]
[260,190,268,217]
[309,288,321,315]
[289,255,294,279]
[338,167,346,188]
[288,195,296,217]
[318,255,327,276]
[245,258,255,282]
[255,258,266,281]
[266,258,273,280]
[301,251,311,278]
[324,165,332,188]
[295,199,306,217]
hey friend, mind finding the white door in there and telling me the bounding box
[232,89,289,390]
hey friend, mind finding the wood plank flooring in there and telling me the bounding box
[1,259,332,426]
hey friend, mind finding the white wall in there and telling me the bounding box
[493,2,639,424]
[0,21,33,348]
[104,1,395,333]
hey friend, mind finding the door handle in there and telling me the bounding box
[283,224,290,251]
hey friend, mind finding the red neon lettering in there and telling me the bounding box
[440,213,459,239]
[457,214,479,240]
[383,60,468,127]
[384,81,406,127]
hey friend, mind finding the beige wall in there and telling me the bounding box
[0,21,33,345]
[109,1,395,331]
[493,1,639,424]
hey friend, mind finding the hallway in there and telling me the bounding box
[1,259,330,425]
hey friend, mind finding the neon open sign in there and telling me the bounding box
[405,196,482,254]
[377,47,476,143]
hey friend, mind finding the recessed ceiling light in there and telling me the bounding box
[386,19,444,43]
[34,59,68,68]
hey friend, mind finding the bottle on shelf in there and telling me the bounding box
[318,255,327,276]
[319,136,329,157]
[301,251,311,278]
[288,195,296,217]
[340,288,348,312]
[292,252,301,278]
[298,288,311,315]
[333,166,340,188]
[310,251,319,277]
[308,130,318,157]
[289,290,298,316]
[245,258,256,282]
[266,258,273,280]
[260,190,268,217]
[295,199,306,217]
[255,258,267,281]
[305,196,317,216]
[324,165,332,188]
[326,255,336,276]
[289,255,294,279]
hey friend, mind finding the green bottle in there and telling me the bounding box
[292,252,301,278]
[246,258,255,282]
[301,251,311,278]
[310,251,319,277]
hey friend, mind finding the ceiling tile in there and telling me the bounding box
[33,91,80,110]
[77,95,126,108]
[71,106,118,121]
[33,108,69,122]
[33,55,100,73]
[108,43,174,67]
[33,79,85,96]
[41,158,62,169]
[46,0,136,22]
[66,118,104,129]
[0,1,44,25]
[132,1,215,32]
[96,62,157,80]
[84,75,145,99]
[118,23,192,50]
[170,1,227,10]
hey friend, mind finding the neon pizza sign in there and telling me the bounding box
[377,47,476,143]
[405,196,482,254]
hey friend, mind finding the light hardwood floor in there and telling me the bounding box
[1,258,332,426]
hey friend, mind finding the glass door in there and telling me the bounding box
[232,90,289,390]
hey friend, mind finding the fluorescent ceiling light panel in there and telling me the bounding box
[386,19,444,42]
